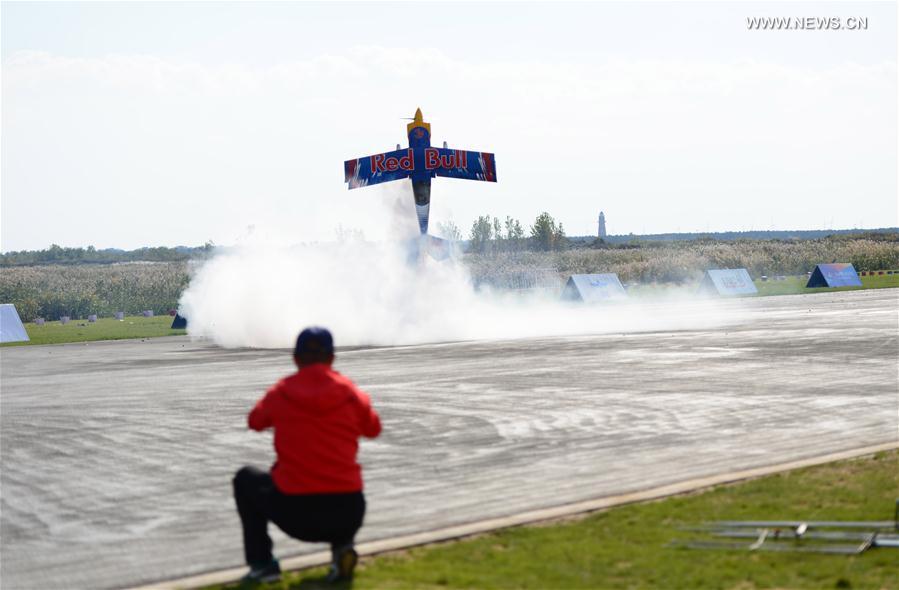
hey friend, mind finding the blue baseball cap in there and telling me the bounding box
[294,327,334,356]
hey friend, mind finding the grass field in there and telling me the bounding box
[210,450,898,590]
[752,273,899,296]
[0,315,186,346]
[624,273,899,298]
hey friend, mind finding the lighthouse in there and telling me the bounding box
[598,211,607,238]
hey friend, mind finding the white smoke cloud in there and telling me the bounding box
[179,188,744,348]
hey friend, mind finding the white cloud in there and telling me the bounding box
[2,47,896,250]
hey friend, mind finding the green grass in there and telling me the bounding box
[626,273,899,298]
[211,450,898,590]
[0,315,186,346]
[753,273,899,296]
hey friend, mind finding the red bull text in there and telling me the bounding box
[371,149,414,173]
[370,148,469,173]
[425,149,467,170]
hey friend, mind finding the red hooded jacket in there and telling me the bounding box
[248,363,381,494]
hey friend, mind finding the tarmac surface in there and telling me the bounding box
[1,289,897,590]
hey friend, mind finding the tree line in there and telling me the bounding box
[444,211,568,253]
[1,242,215,267]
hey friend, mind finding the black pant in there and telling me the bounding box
[233,465,366,565]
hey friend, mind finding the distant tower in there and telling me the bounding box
[597,211,607,238]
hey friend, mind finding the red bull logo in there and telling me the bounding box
[371,148,471,174]
[425,148,467,170]
[371,149,414,173]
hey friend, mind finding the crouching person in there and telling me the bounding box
[233,327,381,586]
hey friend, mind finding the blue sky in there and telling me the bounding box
[2,1,896,250]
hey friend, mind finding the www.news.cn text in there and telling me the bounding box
[747,16,868,31]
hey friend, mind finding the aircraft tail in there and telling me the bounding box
[415,203,430,235]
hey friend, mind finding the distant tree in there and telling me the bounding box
[504,216,525,251]
[492,217,504,249]
[469,216,494,253]
[1,244,201,266]
[46,244,64,262]
[436,221,462,241]
[504,216,524,240]
[530,212,566,251]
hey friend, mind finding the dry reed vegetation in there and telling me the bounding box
[467,237,899,288]
[0,262,189,321]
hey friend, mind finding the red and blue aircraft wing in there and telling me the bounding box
[344,147,414,189]
[345,147,496,187]
[428,148,497,183]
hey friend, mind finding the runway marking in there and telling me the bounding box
[127,441,898,590]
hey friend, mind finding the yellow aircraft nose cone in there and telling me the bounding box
[407,107,430,135]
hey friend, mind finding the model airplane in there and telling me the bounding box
[343,109,497,243]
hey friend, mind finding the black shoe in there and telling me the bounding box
[239,558,281,588]
[325,545,358,583]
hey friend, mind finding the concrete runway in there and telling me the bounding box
[1,289,897,590]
